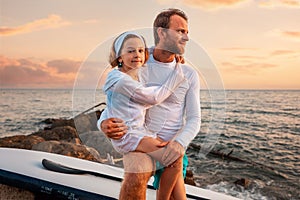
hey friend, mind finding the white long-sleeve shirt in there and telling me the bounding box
[101,63,185,153]
[98,54,201,149]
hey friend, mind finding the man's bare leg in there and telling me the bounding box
[156,154,184,200]
[135,137,185,200]
[119,152,154,200]
[170,169,186,200]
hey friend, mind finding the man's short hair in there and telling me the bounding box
[153,8,188,45]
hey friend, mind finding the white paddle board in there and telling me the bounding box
[0,148,240,200]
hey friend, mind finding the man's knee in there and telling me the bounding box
[123,152,154,173]
[123,172,152,187]
[170,155,183,170]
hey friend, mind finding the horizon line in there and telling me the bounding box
[1,87,299,91]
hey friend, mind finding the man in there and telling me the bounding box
[99,8,201,199]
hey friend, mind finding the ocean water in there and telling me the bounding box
[188,90,300,200]
[0,89,299,200]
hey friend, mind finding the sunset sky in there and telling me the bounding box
[0,0,299,89]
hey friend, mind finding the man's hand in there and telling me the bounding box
[161,141,184,166]
[100,118,127,139]
[175,55,185,64]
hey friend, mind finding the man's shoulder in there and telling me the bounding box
[181,63,198,76]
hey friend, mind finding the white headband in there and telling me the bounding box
[114,31,145,57]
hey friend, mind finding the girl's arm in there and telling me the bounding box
[114,64,185,105]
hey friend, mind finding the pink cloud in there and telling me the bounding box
[221,61,277,75]
[0,56,78,88]
[270,50,297,56]
[47,59,81,74]
[235,55,264,60]
[281,31,300,40]
[268,29,300,42]
[0,14,70,36]
[0,60,51,87]
[282,0,300,6]
[166,0,300,10]
[220,47,258,51]
[83,19,99,24]
[156,0,247,10]
[259,0,300,8]
[181,0,246,10]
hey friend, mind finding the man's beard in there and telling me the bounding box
[163,39,185,55]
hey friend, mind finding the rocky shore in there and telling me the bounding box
[0,111,196,199]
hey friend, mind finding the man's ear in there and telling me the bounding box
[157,27,167,40]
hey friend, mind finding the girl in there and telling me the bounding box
[103,31,186,199]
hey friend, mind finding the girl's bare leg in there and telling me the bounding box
[135,136,165,153]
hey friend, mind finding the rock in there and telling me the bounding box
[32,126,79,143]
[42,111,101,133]
[0,126,80,149]
[79,131,122,159]
[42,118,75,129]
[0,112,116,199]
[32,140,103,163]
[85,146,103,162]
[0,135,45,149]
[0,184,34,200]
[41,118,56,124]
[74,113,99,134]
[184,170,197,186]
[234,178,251,188]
